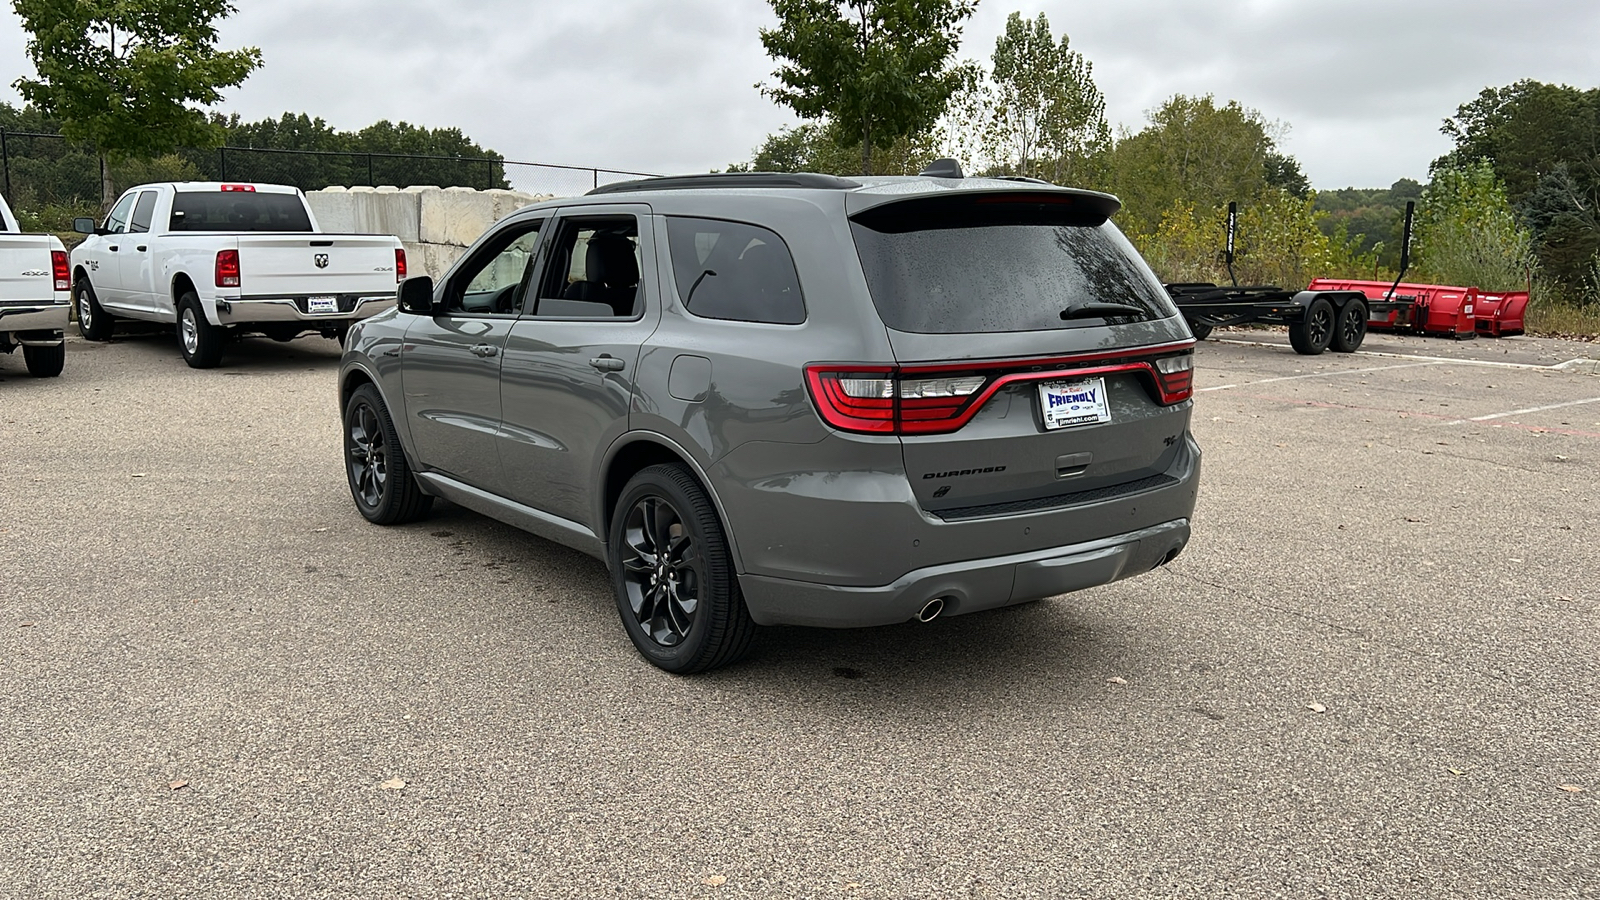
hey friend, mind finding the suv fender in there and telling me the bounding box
[596,431,746,574]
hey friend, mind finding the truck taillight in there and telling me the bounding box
[52,250,69,291]
[215,249,241,288]
[395,248,406,282]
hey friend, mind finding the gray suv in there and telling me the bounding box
[338,166,1200,672]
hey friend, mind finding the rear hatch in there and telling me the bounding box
[0,234,62,305]
[843,190,1194,519]
[234,234,401,299]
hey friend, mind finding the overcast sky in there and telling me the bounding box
[3,1,1597,191]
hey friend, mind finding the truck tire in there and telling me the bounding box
[23,342,65,377]
[76,279,114,341]
[343,383,433,525]
[177,293,225,369]
[1330,299,1367,353]
[608,463,757,674]
[1289,297,1334,355]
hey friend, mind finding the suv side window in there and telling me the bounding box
[442,220,544,316]
[533,216,641,319]
[666,216,805,325]
[128,191,159,234]
[103,193,137,234]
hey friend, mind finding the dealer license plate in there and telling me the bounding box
[307,296,338,313]
[1039,377,1111,430]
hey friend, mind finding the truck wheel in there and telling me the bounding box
[343,383,433,525]
[23,343,65,377]
[76,280,114,341]
[1289,297,1334,355]
[177,293,225,368]
[609,463,756,674]
[1330,300,1367,353]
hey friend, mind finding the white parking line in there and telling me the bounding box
[1460,396,1600,423]
[1214,338,1597,371]
[1198,360,1443,393]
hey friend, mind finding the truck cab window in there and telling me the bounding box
[104,194,136,234]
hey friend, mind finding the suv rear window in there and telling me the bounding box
[169,191,313,232]
[850,193,1176,334]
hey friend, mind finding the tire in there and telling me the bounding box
[75,279,114,341]
[609,463,756,674]
[1187,319,1214,341]
[1289,297,1334,355]
[23,342,65,378]
[343,383,433,525]
[177,293,225,368]
[1330,299,1367,353]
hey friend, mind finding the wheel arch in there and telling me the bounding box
[170,271,198,307]
[598,433,745,573]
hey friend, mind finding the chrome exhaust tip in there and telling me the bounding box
[916,597,946,623]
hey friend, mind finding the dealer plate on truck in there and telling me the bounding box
[1039,377,1111,430]
[307,296,338,313]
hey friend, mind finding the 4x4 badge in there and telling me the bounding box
[314,253,330,268]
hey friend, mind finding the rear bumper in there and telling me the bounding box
[214,294,395,325]
[0,304,69,339]
[739,518,1190,627]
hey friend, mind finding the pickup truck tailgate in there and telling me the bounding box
[235,235,399,298]
[0,235,61,304]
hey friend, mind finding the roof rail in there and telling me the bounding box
[588,172,862,195]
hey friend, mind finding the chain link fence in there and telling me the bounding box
[0,130,656,232]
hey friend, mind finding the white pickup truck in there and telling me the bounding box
[0,193,71,378]
[70,182,405,368]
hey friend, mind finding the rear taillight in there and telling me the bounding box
[215,249,240,288]
[51,250,69,291]
[1153,353,1194,404]
[220,184,256,192]
[806,344,1195,436]
[395,248,407,282]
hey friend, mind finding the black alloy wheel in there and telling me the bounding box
[609,464,756,673]
[343,383,432,525]
[1330,299,1368,353]
[1289,297,1335,355]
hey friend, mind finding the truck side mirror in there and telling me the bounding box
[73,217,98,235]
[397,276,435,314]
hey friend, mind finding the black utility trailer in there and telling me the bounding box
[1165,202,1415,356]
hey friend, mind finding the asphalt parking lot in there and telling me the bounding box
[2,327,1596,899]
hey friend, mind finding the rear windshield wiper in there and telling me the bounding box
[1059,302,1149,321]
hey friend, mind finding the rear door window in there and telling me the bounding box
[666,217,805,325]
[850,193,1177,334]
[169,191,314,232]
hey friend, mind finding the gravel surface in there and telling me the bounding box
[1,329,1595,899]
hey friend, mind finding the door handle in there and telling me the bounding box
[108,245,119,252]
[589,356,625,372]
[136,245,147,252]
[470,344,499,358]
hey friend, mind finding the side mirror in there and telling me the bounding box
[397,275,435,314]
[73,217,98,235]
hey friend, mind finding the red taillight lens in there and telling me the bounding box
[1153,353,1194,404]
[220,184,256,192]
[215,249,240,288]
[395,248,407,282]
[51,250,69,291]
[805,367,898,433]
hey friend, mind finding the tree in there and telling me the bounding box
[11,0,261,210]
[1414,159,1534,292]
[730,120,936,176]
[985,12,1110,184]
[759,0,976,175]
[1106,95,1288,238]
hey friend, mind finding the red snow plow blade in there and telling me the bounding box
[1307,278,1481,339]
[1472,290,1529,336]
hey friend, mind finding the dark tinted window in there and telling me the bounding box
[168,191,314,232]
[850,194,1176,334]
[128,191,158,233]
[667,217,804,325]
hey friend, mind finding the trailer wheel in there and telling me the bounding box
[1289,297,1334,355]
[1330,299,1367,353]
[1187,319,1213,341]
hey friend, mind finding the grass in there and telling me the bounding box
[1525,298,1600,340]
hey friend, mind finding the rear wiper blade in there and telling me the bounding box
[1059,302,1148,320]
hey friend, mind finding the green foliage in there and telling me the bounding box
[982,12,1111,183]
[11,0,261,206]
[731,121,935,175]
[759,0,976,175]
[1313,178,1421,269]
[1413,159,1534,292]
[1106,95,1285,238]
[1135,190,1380,288]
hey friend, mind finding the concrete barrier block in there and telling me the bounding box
[306,190,358,234]
[419,186,499,246]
